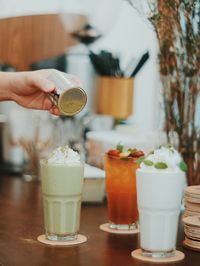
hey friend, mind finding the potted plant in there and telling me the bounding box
[127,0,200,184]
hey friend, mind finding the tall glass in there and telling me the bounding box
[136,169,185,258]
[105,154,139,230]
[40,160,84,241]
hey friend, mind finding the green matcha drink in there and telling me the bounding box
[40,146,84,241]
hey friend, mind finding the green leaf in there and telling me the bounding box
[143,160,154,166]
[128,148,137,153]
[154,162,168,169]
[166,144,173,148]
[148,150,154,155]
[137,157,145,164]
[116,143,123,153]
[179,161,188,172]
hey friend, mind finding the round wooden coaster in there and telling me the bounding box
[185,227,200,233]
[183,239,200,252]
[185,232,200,241]
[184,210,200,217]
[184,225,200,234]
[99,223,139,235]
[184,196,200,204]
[182,215,200,227]
[131,249,185,263]
[37,234,87,246]
[184,237,200,248]
[185,202,200,212]
[185,186,200,195]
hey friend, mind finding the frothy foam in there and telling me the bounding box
[47,145,80,165]
[140,146,183,172]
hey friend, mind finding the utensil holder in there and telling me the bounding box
[95,76,134,119]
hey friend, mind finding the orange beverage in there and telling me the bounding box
[105,150,141,230]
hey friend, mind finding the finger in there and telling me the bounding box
[29,74,56,93]
[49,106,62,116]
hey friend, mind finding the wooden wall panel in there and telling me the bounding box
[0,14,76,70]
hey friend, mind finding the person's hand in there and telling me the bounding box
[8,69,62,115]
[0,69,82,116]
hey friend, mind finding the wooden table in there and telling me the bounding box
[0,176,199,266]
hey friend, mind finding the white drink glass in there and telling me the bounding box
[40,160,84,241]
[136,169,185,258]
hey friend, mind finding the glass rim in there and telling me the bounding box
[40,158,84,166]
[105,153,139,162]
[58,87,87,116]
[136,167,185,176]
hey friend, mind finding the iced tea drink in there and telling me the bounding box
[105,147,144,230]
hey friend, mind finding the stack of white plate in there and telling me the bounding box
[184,186,200,217]
[83,164,105,203]
[182,216,200,251]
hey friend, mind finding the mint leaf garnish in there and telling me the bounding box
[137,157,145,164]
[148,150,154,155]
[116,143,123,153]
[166,144,173,148]
[128,148,137,153]
[154,162,168,169]
[143,160,154,166]
[179,161,187,172]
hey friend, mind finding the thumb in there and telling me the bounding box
[31,76,56,93]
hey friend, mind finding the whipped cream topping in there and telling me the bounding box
[47,145,80,165]
[140,146,183,172]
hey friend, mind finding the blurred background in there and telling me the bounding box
[0,0,165,191]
